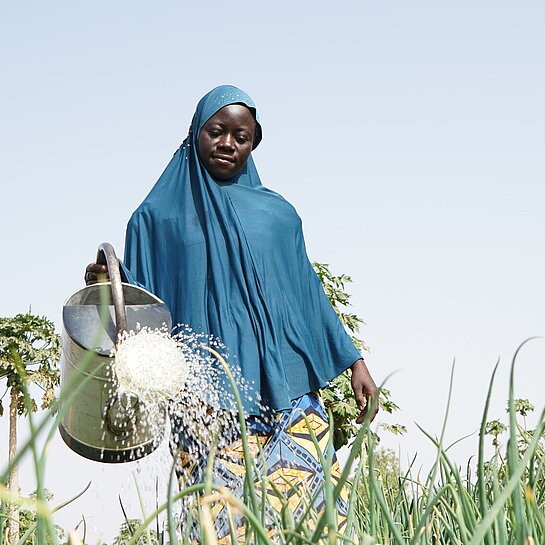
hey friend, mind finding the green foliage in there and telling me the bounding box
[510,398,535,417]
[17,491,65,544]
[103,383,545,545]
[380,423,407,436]
[485,419,508,447]
[357,447,404,509]
[0,311,61,544]
[2,325,545,545]
[0,311,61,414]
[484,397,545,488]
[313,262,404,450]
[312,262,367,353]
[112,519,158,545]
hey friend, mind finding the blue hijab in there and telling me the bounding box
[121,85,361,414]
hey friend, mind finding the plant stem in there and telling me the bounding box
[7,387,19,543]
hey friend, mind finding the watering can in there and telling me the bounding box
[59,243,172,463]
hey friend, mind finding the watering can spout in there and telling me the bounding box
[59,243,172,464]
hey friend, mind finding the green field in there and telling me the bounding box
[2,337,545,545]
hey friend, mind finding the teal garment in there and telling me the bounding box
[121,85,361,415]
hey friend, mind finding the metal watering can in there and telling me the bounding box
[59,243,172,463]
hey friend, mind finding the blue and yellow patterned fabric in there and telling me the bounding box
[172,392,349,542]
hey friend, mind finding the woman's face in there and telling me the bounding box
[198,104,256,180]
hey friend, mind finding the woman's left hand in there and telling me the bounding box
[350,359,379,424]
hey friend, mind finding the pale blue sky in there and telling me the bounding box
[1,1,544,541]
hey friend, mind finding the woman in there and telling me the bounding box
[85,85,378,537]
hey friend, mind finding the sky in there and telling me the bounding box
[1,0,545,541]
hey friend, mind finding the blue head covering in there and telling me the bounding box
[121,85,361,414]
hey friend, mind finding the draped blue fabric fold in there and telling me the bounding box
[120,85,361,414]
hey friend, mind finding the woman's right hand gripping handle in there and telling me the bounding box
[84,262,110,285]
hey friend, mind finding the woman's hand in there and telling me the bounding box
[350,358,379,423]
[84,262,110,285]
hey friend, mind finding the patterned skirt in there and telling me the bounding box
[170,392,349,542]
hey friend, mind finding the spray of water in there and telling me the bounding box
[102,325,273,538]
[106,325,270,472]
[114,328,190,403]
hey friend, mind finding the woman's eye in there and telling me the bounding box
[236,136,249,144]
[208,130,221,137]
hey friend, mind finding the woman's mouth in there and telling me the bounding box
[212,155,235,165]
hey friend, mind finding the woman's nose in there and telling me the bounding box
[218,133,235,149]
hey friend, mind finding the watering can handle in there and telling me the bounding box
[96,242,128,336]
